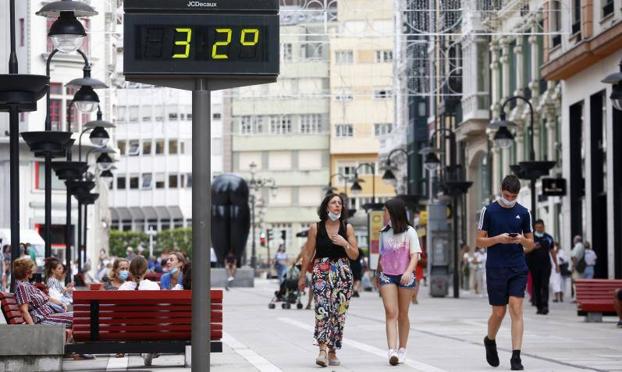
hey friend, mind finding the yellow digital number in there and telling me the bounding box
[240,28,259,46]
[212,28,232,59]
[172,28,192,59]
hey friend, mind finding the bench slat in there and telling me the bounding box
[73,290,223,302]
[73,331,222,342]
[73,312,223,324]
[574,279,622,315]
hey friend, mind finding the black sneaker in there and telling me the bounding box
[617,320,622,328]
[510,356,524,370]
[483,337,500,367]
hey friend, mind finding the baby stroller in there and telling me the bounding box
[268,263,304,309]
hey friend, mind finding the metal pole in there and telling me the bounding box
[65,186,72,285]
[192,79,211,371]
[250,194,256,269]
[77,202,82,273]
[449,132,459,299]
[83,204,88,267]
[9,106,20,292]
[45,157,52,257]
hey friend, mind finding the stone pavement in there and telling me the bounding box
[63,278,622,371]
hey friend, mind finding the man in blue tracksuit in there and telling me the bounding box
[476,175,534,370]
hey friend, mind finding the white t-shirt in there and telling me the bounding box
[380,225,422,275]
[584,250,597,266]
[118,279,160,290]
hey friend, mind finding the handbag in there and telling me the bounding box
[575,257,586,274]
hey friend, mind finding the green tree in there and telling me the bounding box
[156,228,193,258]
[109,230,148,258]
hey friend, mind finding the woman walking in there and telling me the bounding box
[377,198,421,366]
[298,193,359,367]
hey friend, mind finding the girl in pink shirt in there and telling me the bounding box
[377,198,421,366]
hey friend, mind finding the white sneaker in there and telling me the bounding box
[388,349,399,366]
[397,348,406,363]
[227,276,234,282]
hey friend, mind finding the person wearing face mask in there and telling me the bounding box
[103,258,130,290]
[476,175,534,371]
[160,251,186,290]
[297,193,359,367]
[525,220,557,315]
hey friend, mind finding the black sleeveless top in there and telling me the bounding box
[315,220,348,259]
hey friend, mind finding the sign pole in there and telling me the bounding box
[192,79,211,371]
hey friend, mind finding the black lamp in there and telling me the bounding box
[100,169,113,178]
[423,152,441,172]
[350,179,363,194]
[89,126,109,147]
[494,126,514,149]
[37,0,97,54]
[96,152,113,171]
[381,168,396,183]
[72,85,99,112]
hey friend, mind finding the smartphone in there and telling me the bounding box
[508,233,518,237]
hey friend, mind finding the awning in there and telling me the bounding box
[129,206,145,220]
[115,207,132,220]
[143,206,158,220]
[110,208,119,221]
[0,229,45,246]
[168,206,184,220]
[155,206,170,219]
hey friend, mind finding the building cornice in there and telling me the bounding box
[541,20,622,81]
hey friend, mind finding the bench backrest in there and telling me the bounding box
[72,290,223,343]
[0,292,26,324]
[575,279,622,299]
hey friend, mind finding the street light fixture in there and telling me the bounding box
[381,148,408,188]
[36,0,98,53]
[96,152,113,171]
[602,58,622,111]
[247,162,277,270]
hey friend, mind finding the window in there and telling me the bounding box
[168,112,178,121]
[375,50,393,63]
[169,139,178,155]
[116,106,126,122]
[117,176,126,190]
[142,106,152,122]
[335,50,353,64]
[19,18,24,47]
[117,140,127,155]
[282,43,293,62]
[187,174,192,188]
[240,116,252,134]
[129,176,139,189]
[550,1,561,47]
[155,140,165,154]
[129,105,139,122]
[300,114,323,134]
[602,0,614,18]
[213,113,222,120]
[50,83,63,95]
[180,141,186,154]
[374,123,393,136]
[35,162,64,190]
[335,90,353,102]
[49,99,62,131]
[373,89,393,99]
[270,116,292,134]
[142,140,152,155]
[180,113,185,120]
[141,173,152,189]
[155,173,165,189]
[186,113,192,120]
[335,124,353,137]
[169,174,178,188]
[128,140,140,156]
[571,0,581,35]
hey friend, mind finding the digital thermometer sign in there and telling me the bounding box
[123,0,279,89]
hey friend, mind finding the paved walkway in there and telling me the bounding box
[64,279,622,371]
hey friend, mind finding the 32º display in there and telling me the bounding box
[136,25,267,62]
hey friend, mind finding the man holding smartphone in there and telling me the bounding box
[477,175,534,370]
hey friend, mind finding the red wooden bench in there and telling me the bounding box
[575,279,622,321]
[65,290,223,359]
[0,291,26,324]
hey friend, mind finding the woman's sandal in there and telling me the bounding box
[315,348,328,367]
[328,349,341,366]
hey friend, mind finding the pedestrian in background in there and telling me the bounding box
[274,245,289,283]
[583,242,597,279]
[377,198,421,366]
[525,220,557,315]
[460,243,471,290]
[411,244,426,304]
[472,246,487,296]
[349,247,364,298]
[476,175,534,371]
[297,193,358,368]
[126,246,136,261]
[0,242,5,291]
[551,242,570,302]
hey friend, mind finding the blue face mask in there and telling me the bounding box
[170,267,179,275]
[119,271,129,281]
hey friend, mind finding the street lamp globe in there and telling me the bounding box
[96,152,113,171]
[423,152,441,172]
[382,168,397,185]
[73,85,99,112]
[494,126,515,149]
[89,126,109,147]
[602,60,622,111]
[48,12,86,53]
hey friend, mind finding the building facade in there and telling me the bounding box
[329,0,397,247]
[542,0,622,279]
[230,7,331,262]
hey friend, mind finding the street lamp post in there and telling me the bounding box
[350,162,377,206]
[490,95,556,221]
[422,128,472,298]
[248,162,277,270]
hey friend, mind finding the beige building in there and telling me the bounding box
[328,0,397,246]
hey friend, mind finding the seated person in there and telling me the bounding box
[103,258,130,290]
[160,252,186,290]
[14,257,72,327]
[119,256,160,290]
[44,257,74,307]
